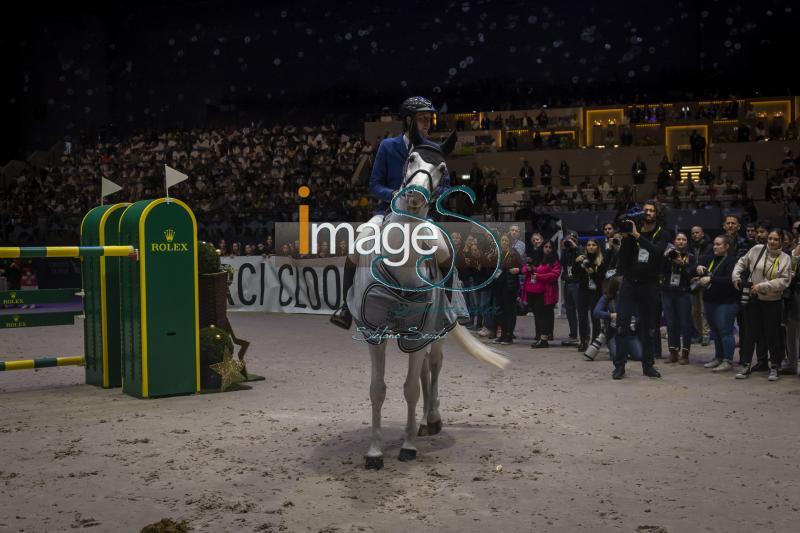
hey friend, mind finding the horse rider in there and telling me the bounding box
[330,96,442,329]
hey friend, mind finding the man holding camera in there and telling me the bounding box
[560,230,583,345]
[614,201,671,379]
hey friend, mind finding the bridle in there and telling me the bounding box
[400,146,443,202]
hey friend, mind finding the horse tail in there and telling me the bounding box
[447,324,509,369]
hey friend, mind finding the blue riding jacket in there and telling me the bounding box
[369,134,449,215]
[370,135,409,215]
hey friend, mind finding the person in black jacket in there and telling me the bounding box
[689,225,712,345]
[491,234,523,345]
[661,232,696,364]
[575,239,607,352]
[559,231,583,345]
[696,235,740,372]
[614,200,671,379]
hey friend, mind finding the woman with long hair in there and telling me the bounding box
[525,240,562,348]
[575,238,606,352]
[661,232,696,364]
[732,229,792,380]
[491,234,523,345]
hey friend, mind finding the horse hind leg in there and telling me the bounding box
[365,343,387,470]
[426,340,444,435]
[400,350,426,461]
[418,356,431,436]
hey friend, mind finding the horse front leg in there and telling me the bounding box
[365,342,387,470]
[400,350,427,461]
[426,340,444,435]
[417,356,431,436]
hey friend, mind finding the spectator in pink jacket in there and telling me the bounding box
[522,239,562,348]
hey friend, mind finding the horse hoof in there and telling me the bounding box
[428,420,443,435]
[398,448,417,462]
[365,456,384,470]
[417,425,429,436]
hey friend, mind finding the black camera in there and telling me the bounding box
[615,207,645,234]
[564,238,575,248]
[610,237,621,246]
[582,259,592,268]
[667,248,679,260]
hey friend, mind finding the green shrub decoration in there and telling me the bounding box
[198,241,222,275]
[199,325,234,368]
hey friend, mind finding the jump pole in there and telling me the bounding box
[0,356,84,371]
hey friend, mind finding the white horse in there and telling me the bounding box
[345,125,509,470]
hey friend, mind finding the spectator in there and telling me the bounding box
[540,160,553,187]
[742,155,756,181]
[490,234,523,345]
[661,232,696,364]
[689,226,711,345]
[690,130,706,165]
[525,239,561,349]
[697,235,740,372]
[631,156,647,185]
[559,231,583,345]
[558,160,570,186]
[575,238,606,352]
[732,230,792,380]
[519,160,535,187]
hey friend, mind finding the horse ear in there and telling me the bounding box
[440,130,458,156]
[409,118,425,148]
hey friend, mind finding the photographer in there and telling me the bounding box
[732,230,792,380]
[560,231,583,346]
[661,232,696,364]
[614,201,671,379]
[601,223,620,272]
[575,238,606,352]
[696,236,739,372]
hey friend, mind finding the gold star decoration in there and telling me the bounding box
[210,348,245,391]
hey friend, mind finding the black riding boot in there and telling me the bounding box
[330,258,356,329]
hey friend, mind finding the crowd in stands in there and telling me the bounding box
[0,124,375,247]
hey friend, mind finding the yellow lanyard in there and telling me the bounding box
[761,253,779,280]
[637,226,661,249]
[709,256,725,273]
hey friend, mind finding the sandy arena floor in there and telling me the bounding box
[1,313,800,533]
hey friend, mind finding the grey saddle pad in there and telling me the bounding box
[349,260,469,353]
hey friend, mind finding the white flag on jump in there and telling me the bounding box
[165,165,188,190]
[101,177,122,198]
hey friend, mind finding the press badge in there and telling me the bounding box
[637,248,650,263]
[670,273,681,287]
[605,269,616,279]
[567,266,573,277]
[588,279,597,290]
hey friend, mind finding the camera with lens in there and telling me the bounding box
[740,280,753,305]
[564,238,576,248]
[615,206,645,234]
[610,237,621,247]
[667,248,679,260]
[582,259,592,268]
[583,333,607,361]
